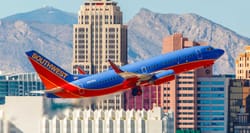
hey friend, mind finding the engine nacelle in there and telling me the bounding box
[150,70,175,85]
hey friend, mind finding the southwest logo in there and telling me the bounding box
[31,53,68,79]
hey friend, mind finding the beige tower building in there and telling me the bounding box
[161,33,212,132]
[72,0,127,110]
[236,46,250,79]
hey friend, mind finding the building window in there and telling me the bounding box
[197,100,224,104]
[197,81,224,85]
[163,94,170,97]
[197,106,224,111]
[177,107,194,110]
[197,93,224,98]
[177,81,194,84]
[178,100,193,103]
[178,87,193,90]
[197,87,224,91]
[197,112,224,115]
[177,94,193,97]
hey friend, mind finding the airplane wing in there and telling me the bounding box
[108,60,175,86]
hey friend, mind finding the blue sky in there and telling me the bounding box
[0,0,249,37]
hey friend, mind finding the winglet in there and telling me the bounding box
[77,66,86,74]
[108,60,123,73]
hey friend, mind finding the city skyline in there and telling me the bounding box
[0,0,249,38]
[1,0,250,132]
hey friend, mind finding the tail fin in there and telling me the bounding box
[77,66,87,74]
[108,60,124,73]
[25,50,74,91]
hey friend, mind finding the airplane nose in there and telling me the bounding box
[216,49,224,58]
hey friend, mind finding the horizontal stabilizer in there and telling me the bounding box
[30,87,63,94]
[30,90,45,94]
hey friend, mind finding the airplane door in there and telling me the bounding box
[178,56,181,64]
[141,66,148,74]
[196,49,202,59]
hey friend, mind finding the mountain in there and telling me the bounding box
[128,8,250,74]
[3,7,77,24]
[0,7,249,74]
[0,7,74,73]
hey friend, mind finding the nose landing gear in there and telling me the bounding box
[132,87,142,96]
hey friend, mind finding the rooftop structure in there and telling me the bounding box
[0,96,173,133]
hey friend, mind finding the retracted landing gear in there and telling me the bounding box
[131,87,142,96]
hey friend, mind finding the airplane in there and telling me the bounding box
[26,45,224,98]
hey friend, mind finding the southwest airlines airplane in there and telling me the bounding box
[26,45,224,98]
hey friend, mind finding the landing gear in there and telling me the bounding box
[132,87,142,96]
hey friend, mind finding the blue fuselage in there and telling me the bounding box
[72,45,224,90]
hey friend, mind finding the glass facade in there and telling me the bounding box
[197,76,229,133]
[197,81,224,85]
[0,73,44,104]
[197,100,224,104]
[228,79,250,133]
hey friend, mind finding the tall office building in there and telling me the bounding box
[72,0,127,110]
[161,33,212,131]
[228,79,250,133]
[234,108,250,133]
[197,75,230,133]
[236,46,250,79]
[72,0,127,74]
[0,73,44,104]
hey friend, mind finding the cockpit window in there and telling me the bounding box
[207,46,214,51]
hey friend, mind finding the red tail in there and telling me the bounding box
[25,50,74,90]
[108,60,123,73]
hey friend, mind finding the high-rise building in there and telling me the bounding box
[161,33,212,131]
[246,95,250,116]
[72,0,127,110]
[234,107,250,133]
[0,73,44,104]
[236,46,250,79]
[228,79,250,133]
[197,75,231,133]
[72,0,127,74]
